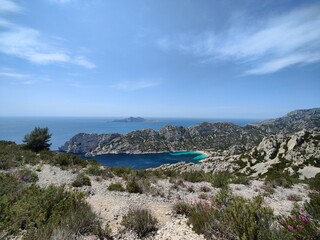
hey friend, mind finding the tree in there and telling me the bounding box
[23,127,52,152]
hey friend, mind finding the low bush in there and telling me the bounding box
[53,154,88,169]
[0,141,39,169]
[107,182,125,192]
[72,173,91,187]
[305,192,320,220]
[181,171,208,183]
[173,202,192,216]
[186,189,288,239]
[279,208,320,239]
[13,168,38,183]
[264,171,298,188]
[232,174,250,185]
[223,195,276,239]
[86,164,113,178]
[307,173,320,191]
[211,171,231,188]
[0,173,107,239]
[126,181,142,193]
[109,166,133,178]
[121,208,158,237]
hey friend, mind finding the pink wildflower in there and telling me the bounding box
[290,215,297,221]
[287,225,294,231]
[296,225,304,230]
[299,215,309,222]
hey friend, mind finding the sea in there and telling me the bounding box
[0,117,258,169]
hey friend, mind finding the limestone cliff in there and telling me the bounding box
[59,108,320,156]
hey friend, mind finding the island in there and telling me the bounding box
[113,117,148,123]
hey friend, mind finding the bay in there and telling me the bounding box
[81,151,208,169]
[0,117,258,150]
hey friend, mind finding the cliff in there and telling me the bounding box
[59,108,320,156]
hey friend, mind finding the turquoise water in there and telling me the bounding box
[0,117,258,150]
[82,151,206,169]
[0,117,258,169]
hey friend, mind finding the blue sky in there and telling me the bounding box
[0,0,319,118]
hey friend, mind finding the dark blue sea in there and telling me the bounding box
[0,117,258,169]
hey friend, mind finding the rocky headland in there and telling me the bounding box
[59,108,320,156]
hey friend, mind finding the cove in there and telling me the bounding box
[82,151,207,169]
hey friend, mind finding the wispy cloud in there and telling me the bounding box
[0,71,29,79]
[113,80,159,91]
[0,0,21,13]
[49,0,73,4]
[0,2,95,69]
[157,5,320,75]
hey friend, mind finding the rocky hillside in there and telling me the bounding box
[250,108,320,134]
[59,108,320,156]
[59,123,265,155]
[163,129,320,182]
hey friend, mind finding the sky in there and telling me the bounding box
[0,0,319,118]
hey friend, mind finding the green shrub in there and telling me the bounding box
[279,208,320,239]
[232,174,250,185]
[53,154,88,169]
[223,195,276,239]
[307,173,320,191]
[187,202,218,239]
[0,174,106,239]
[86,164,113,178]
[110,166,133,178]
[264,170,298,188]
[211,171,231,188]
[14,168,38,183]
[107,183,125,192]
[305,192,320,220]
[121,208,158,237]
[173,202,192,216]
[0,141,39,169]
[72,173,91,187]
[126,181,142,193]
[181,171,207,183]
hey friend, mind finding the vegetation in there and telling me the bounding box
[72,173,91,187]
[0,141,39,170]
[121,208,158,237]
[107,182,125,192]
[279,208,320,239]
[23,127,52,152]
[126,180,143,193]
[13,168,38,183]
[305,192,320,220]
[183,190,292,240]
[0,173,107,239]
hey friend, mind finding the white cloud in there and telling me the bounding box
[0,2,95,69]
[113,80,159,91]
[158,5,320,75]
[0,0,21,12]
[0,71,29,79]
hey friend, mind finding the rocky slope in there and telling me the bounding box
[59,123,265,155]
[250,108,320,134]
[160,129,320,181]
[59,108,320,155]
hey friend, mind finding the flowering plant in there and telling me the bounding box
[279,208,320,239]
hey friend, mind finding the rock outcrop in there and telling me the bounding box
[59,108,320,156]
[59,122,265,155]
[250,108,320,134]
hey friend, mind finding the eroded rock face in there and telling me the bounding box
[59,122,265,155]
[59,108,320,156]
